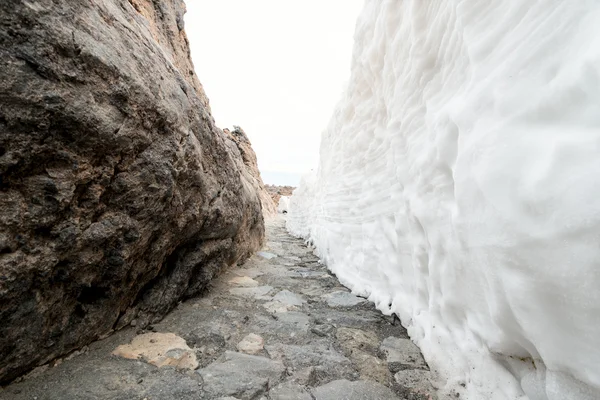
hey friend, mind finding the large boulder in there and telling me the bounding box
[225,126,277,216]
[0,0,265,383]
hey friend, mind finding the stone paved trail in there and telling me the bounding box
[0,217,437,400]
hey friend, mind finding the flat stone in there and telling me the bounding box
[293,268,328,278]
[265,342,355,383]
[323,291,366,308]
[349,350,390,384]
[311,379,399,400]
[309,309,381,329]
[394,369,435,388]
[199,351,285,399]
[112,332,198,370]
[276,312,310,333]
[252,312,310,337]
[336,327,379,353]
[263,290,307,313]
[228,276,260,287]
[394,370,437,399]
[237,334,264,355]
[290,367,318,386]
[273,290,306,306]
[268,382,313,400]
[380,337,427,371]
[257,251,277,260]
[229,285,273,299]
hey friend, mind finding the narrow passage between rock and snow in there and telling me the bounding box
[0,217,437,400]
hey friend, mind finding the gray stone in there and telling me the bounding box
[394,369,437,398]
[229,286,274,299]
[311,324,335,337]
[273,290,306,307]
[263,290,307,313]
[323,292,366,308]
[311,379,399,400]
[380,337,427,371]
[289,367,318,386]
[268,382,313,400]
[250,312,310,340]
[276,312,310,334]
[336,327,379,353]
[265,342,355,383]
[348,351,390,384]
[293,268,328,278]
[199,351,285,399]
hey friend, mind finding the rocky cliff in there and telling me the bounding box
[224,126,277,216]
[0,0,265,383]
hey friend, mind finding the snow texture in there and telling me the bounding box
[277,196,291,213]
[287,1,600,399]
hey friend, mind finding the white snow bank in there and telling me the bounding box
[277,196,291,214]
[287,1,600,399]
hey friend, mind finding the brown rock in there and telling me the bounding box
[236,333,264,355]
[0,0,263,383]
[113,332,198,370]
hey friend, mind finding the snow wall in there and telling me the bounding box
[287,1,600,399]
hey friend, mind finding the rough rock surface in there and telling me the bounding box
[0,0,265,383]
[0,217,439,399]
[224,126,277,216]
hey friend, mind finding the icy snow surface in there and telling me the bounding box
[287,1,600,399]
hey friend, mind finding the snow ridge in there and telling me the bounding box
[287,1,600,399]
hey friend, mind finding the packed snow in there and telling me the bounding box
[277,196,291,214]
[287,1,600,399]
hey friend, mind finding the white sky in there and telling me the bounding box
[185,1,363,185]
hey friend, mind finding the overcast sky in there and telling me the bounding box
[185,1,363,185]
